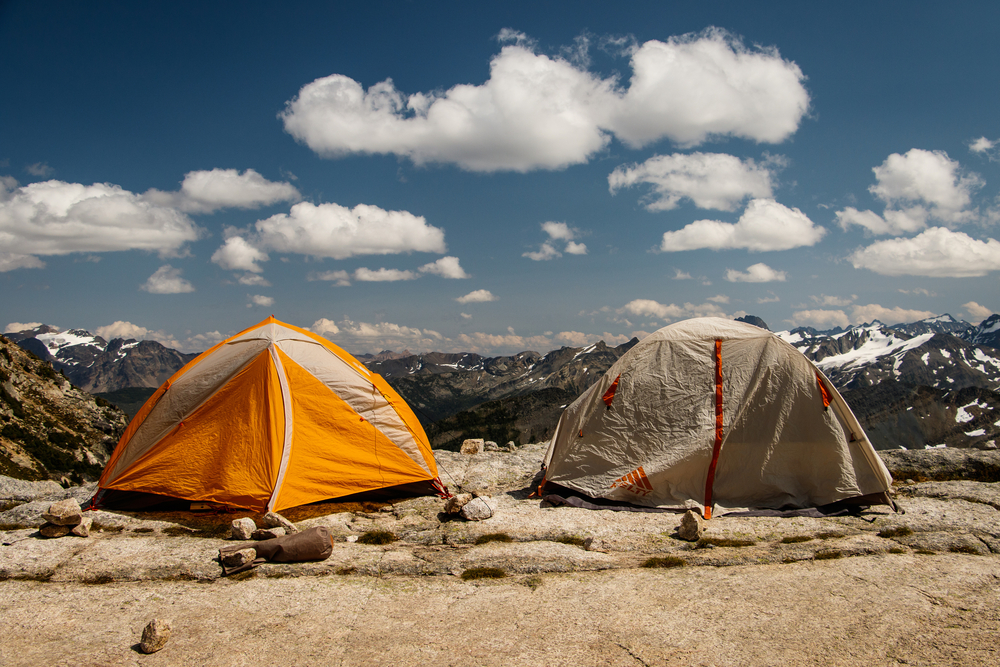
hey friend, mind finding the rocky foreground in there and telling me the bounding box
[1,445,999,666]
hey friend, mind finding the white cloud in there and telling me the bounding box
[25,162,54,177]
[673,268,692,280]
[789,309,850,329]
[707,295,730,303]
[619,298,726,321]
[4,322,45,333]
[461,313,472,319]
[354,267,417,282]
[0,252,45,272]
[456,331,554,355]
[609,152,777,211]
[249,294,274,307]
[238,273,271,286]
[141,265,194,294]
[95,321,149,340]
[523,242,562,261]
[849,304,935,325]
[144,168,300,214]
[835,206,927,236]
[0,180,202,259]
[309,318,340,336]
[456,289,497,304]
[211,236,269,272]
[969,137,995,154]
[660,198,825,251]
[964,301,994,321]
[280,29,808,172]
[418,256,469,279]
[724,262,786,282]
[849,227,1000,277]
[757,294,780,304]
[524,221,587,260]
[307,270,352,286]
[811,294,856,307]
[252,201,446,260]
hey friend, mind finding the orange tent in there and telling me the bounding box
[91,317,446,511]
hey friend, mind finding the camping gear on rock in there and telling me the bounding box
[542,317,894,517]
[89,316,447,512]
[220,526,334,575]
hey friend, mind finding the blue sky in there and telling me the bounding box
[2,2,999,354]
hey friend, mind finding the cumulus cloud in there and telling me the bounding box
[789,309,850,329]
[144,169,300,213]
[838,149,981,236]
[251,202,446,260]
[969,137,995,154]
[280,29,809,172]
[849,304,935,325]
[0,252,45,272]
[248,294,274,307]
[724,262,786,282]
[619,298,726,321]
[238,273,271,286]
[608,152,778,211]
[456,289,497,304]
[312,318,445,354]
[95,321,149,340]
[811,294,856,307]
[0,180,202,262]
[25,162,54,177]
[660,198,825,252]
[456,331,554,355]
[307,270,352,286]
[4,322,45,333]
[141,265,195,294]
[211,236,269,272]
[354,267,417,282]
[524,221,587,260]
[418,256,469,278]
[849,227,1000,277]
[964,301,994,321]
[673,269,692,280]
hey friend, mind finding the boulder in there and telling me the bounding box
[231,517,257,540]
[263,511,299,534]
[251,527,286,541]
[444,493,473,514]
[0,475,63,502]
[677,509,705,541]
[41,498,83,526]
[460,496,494,521]
[71,516,93,537]
[484,441,499,451]
[220,548,257,569]
[460,439,484,455]
[39,522,72,538]
[139,618,172,654]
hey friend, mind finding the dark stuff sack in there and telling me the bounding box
[220,526,333,575]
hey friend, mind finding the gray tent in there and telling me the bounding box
[542,318,893,517]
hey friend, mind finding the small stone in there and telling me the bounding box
[460,438,484,455]
[263,511,299,534]
[251,527,286,540]
[504,441,517,452]
[460,496,494,521]
[484,440,499,451]
[39,522,72,538]
[71,516,93,537]
[345,535,359,543]
[41,498,83,526]
[677,509,705,542]
[444,493,473,514]
[139,618,172,654]
[220,548,257,569]
[583,537,608,552]
[230,517,257,540]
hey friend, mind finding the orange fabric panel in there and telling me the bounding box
[703,339,725,520]
[103,350,284,510]
[97,381,170,487]
[602,375,621,408]
[815,372,832,409]
[271,353,432,511]
[369,372,437,476]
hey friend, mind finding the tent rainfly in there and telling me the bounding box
[90,316,447,512]
[542,317,894,517]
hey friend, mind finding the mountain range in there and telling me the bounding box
[5,313,1000,456]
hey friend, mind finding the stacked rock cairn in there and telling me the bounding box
[39,498,92,538]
